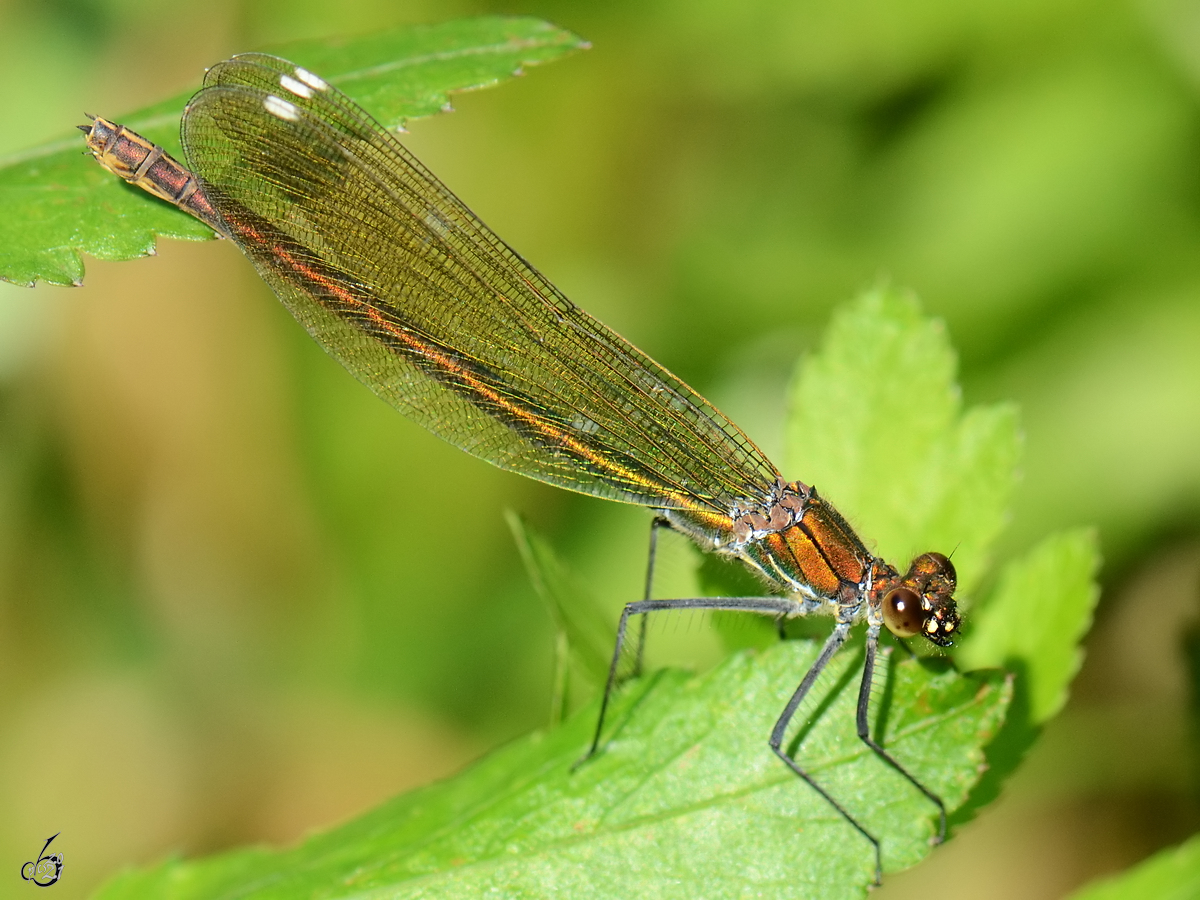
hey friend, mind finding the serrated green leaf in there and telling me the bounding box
[0,17,586,287]
[957,528,1100,724]
[785,287,1021,599]
[94,641,1009,900]
[1065,832,1200,900]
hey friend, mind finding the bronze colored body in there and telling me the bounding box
[664,477,958,645]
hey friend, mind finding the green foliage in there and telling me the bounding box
[783,291,1101,830]
[0,17,585,287]
[95,644,1009,900]
[1065,832,1200,900]
[10,17,1101,898]
[786,289,1102,725]
[786,288,1020,599]
[494,288,1108,896]
[81,277,1038,896]
[957,528,1100,724]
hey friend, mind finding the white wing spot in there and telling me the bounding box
[279,74,313,99]
[294,67,328,91]
[263,95,299,121]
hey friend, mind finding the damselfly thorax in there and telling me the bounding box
[663,477,958,643]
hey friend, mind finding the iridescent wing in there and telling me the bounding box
[182,53,781,512]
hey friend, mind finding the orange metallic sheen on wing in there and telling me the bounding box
[229,217,704,512]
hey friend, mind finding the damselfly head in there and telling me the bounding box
[881,551,960,647]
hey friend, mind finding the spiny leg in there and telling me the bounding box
[768,619,884,886]
[856,623,947,842]
[633,516,671,677]
[579,594,803,766]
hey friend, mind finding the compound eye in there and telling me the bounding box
[883,587,923,638]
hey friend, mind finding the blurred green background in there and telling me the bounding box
[2,0,1198,897]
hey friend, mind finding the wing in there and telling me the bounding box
[181,53,781,513]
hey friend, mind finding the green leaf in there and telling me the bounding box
[957,528,1100,724]
[0,17,587,287]
[944,529,1101,827]
[783,288,1097,836]
[786,287,1021,599]
[94,641,1010,900]
[1064,832,1200,900]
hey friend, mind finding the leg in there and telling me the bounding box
[634,517,671,677]
[768,620,884,886]
[579,594,803,766]
[856,623,947,842]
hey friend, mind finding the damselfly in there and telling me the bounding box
[82,53,961,883]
